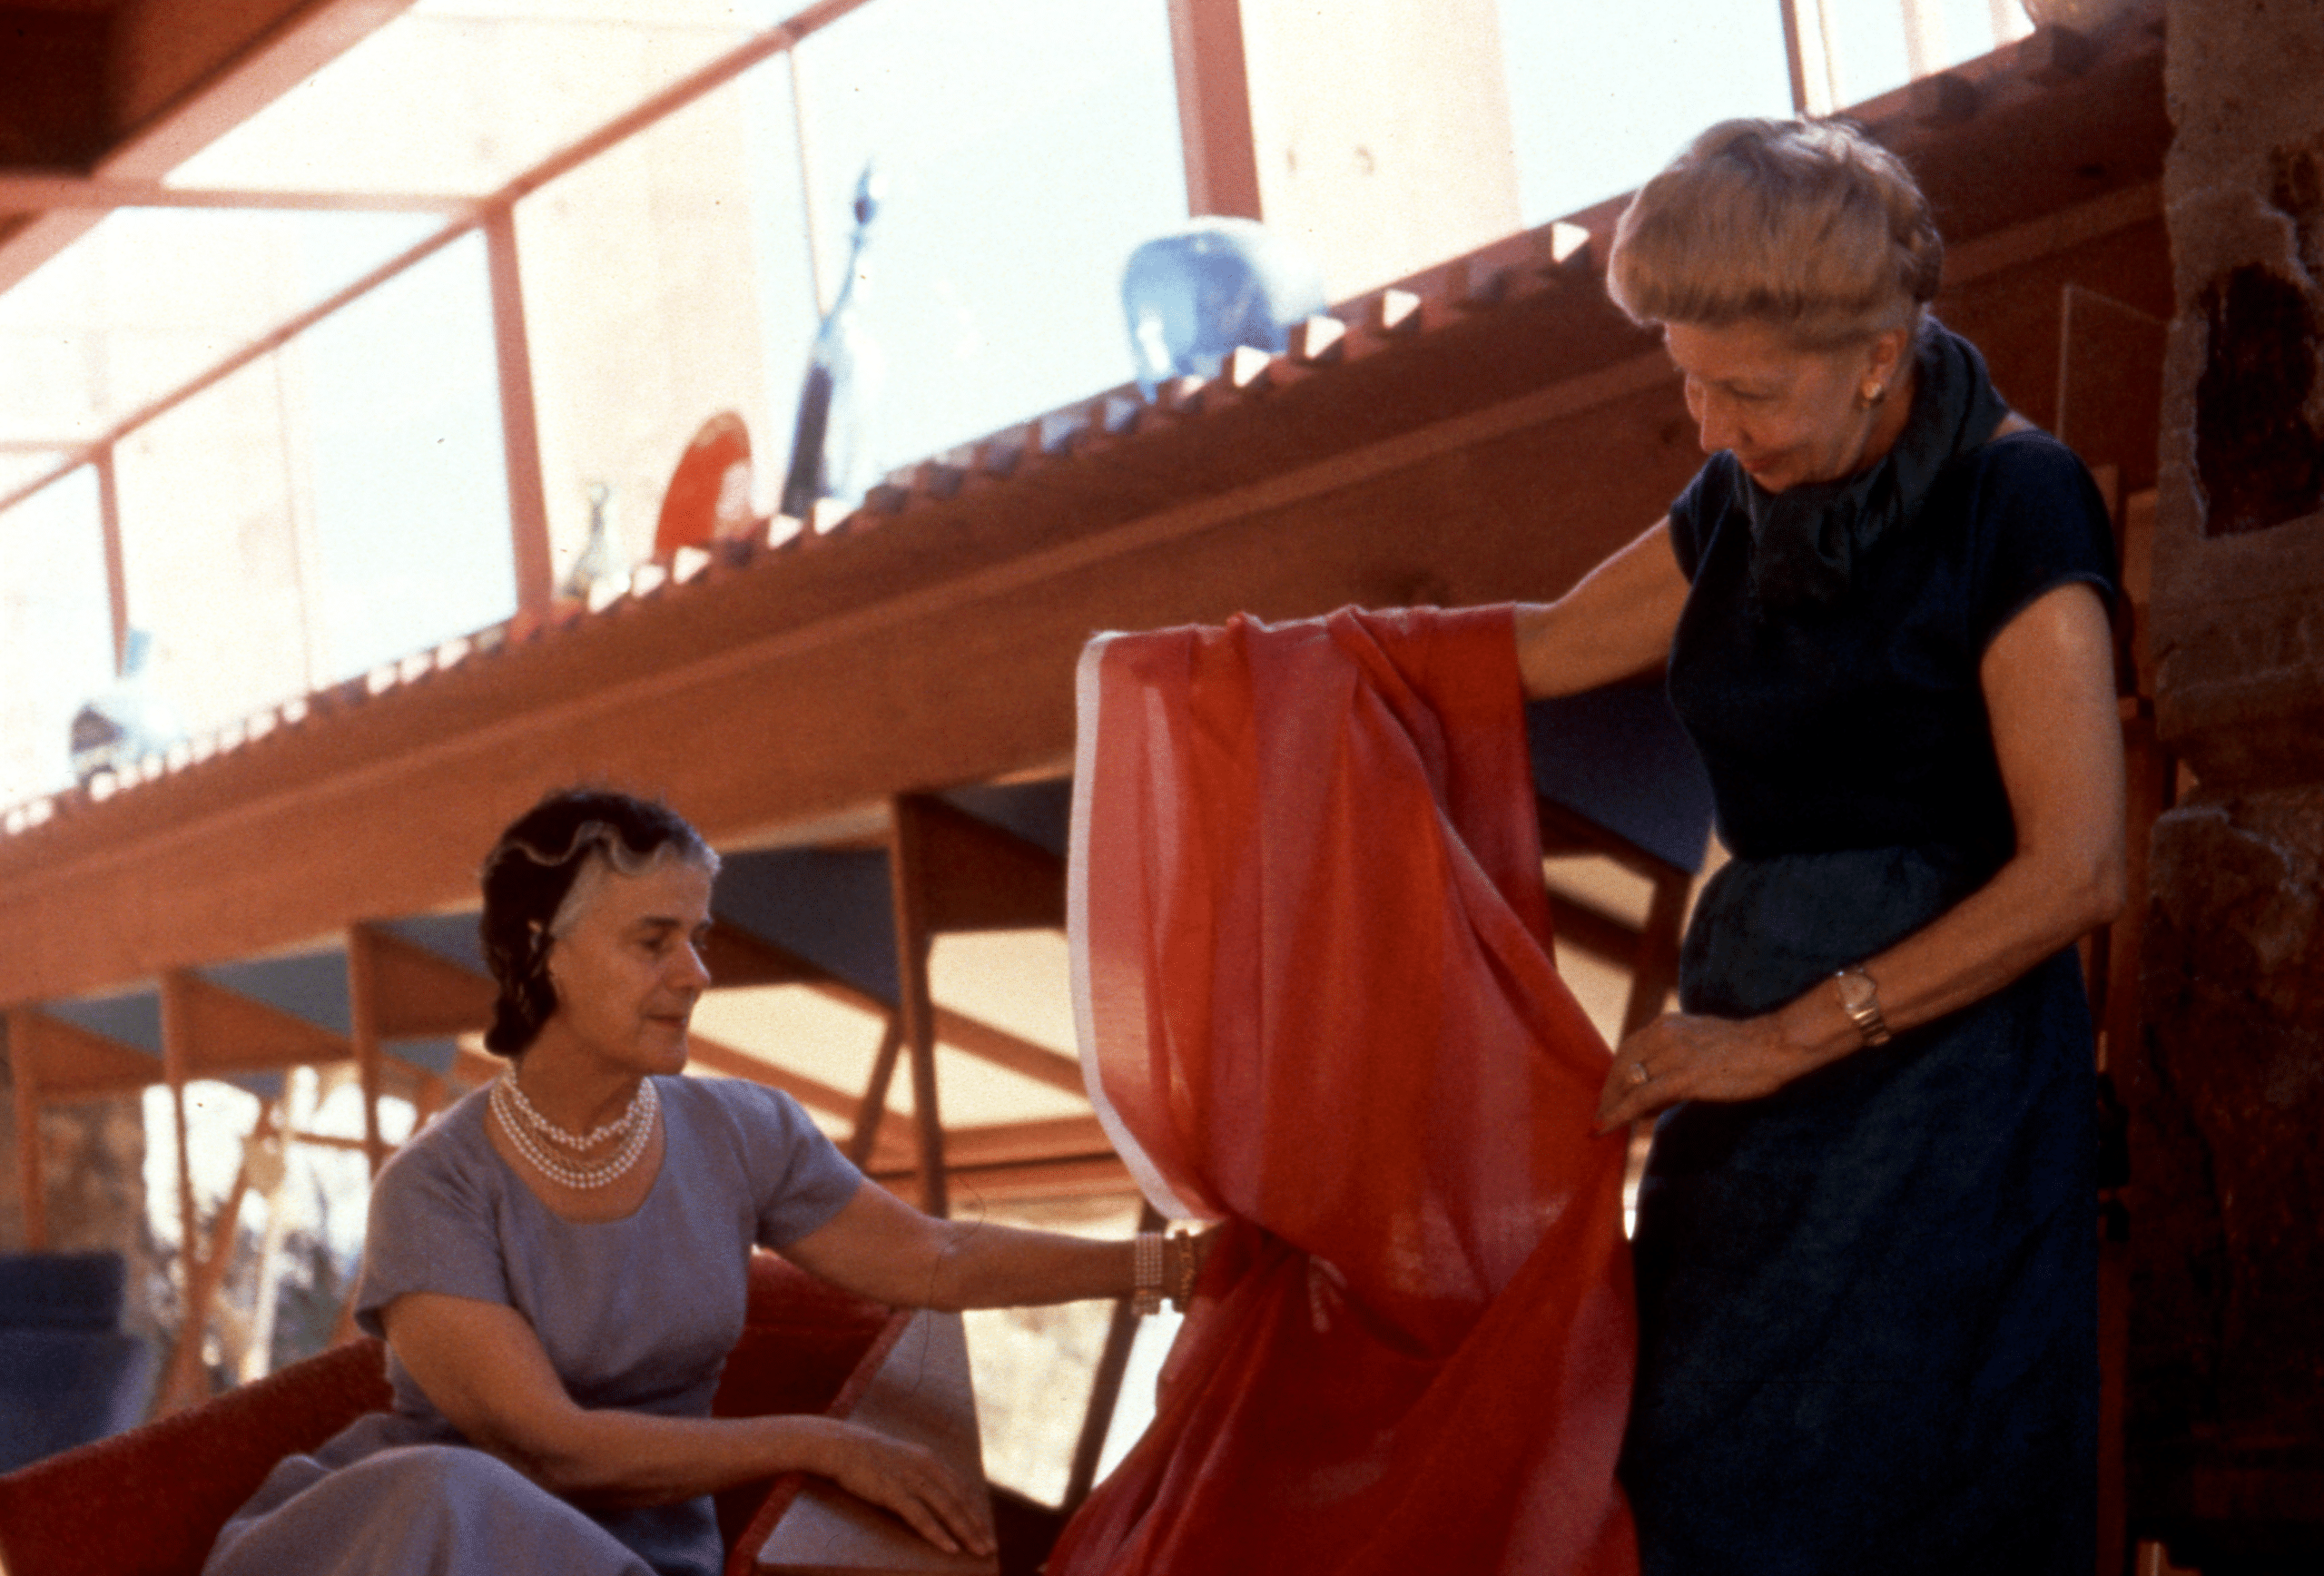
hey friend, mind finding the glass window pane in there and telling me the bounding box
[792,0,1188,473]
[0,209,438,442]
[113,348,320,738]
[169,0,764,198]
[0,468,113,803]
[298,231,515,679]
[1805,0,2033,111]
[1498,0,1796,227]
[515,53,810,582]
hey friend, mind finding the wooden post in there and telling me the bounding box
[1165,0,1262,219]
[346,926,388,1177]
[887,795,949,1218]
[1620,869,1691,1043]
[155,1100,275,1413]
[1064,1201,1165,1512]
[845,1012,905,1169]
[483,204,555,623]
[157,971,203,1409]
[6,1011,47,1250]
[94,446,129,676]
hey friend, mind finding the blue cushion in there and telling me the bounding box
[0,1252,126,1332]
[0,1328,157,1472]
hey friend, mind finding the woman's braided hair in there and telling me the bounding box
[478,790,718,1057]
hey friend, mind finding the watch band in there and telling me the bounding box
[1832,967,1893,1048]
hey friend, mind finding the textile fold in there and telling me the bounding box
[1057,606,1638,1576]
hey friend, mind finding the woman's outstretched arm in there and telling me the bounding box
[1513,517,1690,700]
[778,1182,1139,1313]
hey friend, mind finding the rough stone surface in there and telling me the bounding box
[2139,5,2324,1562]
[2152,0,2324,784]
[0,1037,165,1346]
[2135,791,2324,1430]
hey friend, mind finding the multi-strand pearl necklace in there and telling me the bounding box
[490,1073,659,1190]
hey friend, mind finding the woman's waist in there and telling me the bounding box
[1679,842,1996,1016]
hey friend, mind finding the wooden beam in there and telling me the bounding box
[153,1098,275,1415]
[910,795,1066,935]
[172,970,350,1077]
[6,1009,162,1099]
[94,448,128,676]
[482,207,554,625]
[362,925,495,1039]
[901,1116,1112,1171]
[845,1013,904,1169]
[346,928,387,1175]
[1166,0,1262,220]
[703,923,842,991]
[0,175,469,213]
[867,1154,1135,1204]
[1543,891,1645,973]
[888,797,949,1219]
[682,1030,859,1127]
[0,0,418,295]
[929,1009,1082,1097]
[157,972,201,1397]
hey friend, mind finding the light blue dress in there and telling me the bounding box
[204,1077,863,1576]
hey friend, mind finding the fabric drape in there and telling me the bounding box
[1055,605,1637,1576]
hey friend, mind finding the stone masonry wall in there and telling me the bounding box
[2135,3,2324,1564]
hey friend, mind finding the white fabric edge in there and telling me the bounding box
[1068,632,1200,1223]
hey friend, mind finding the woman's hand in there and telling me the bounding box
[1592,1011,1817,1132]
[801,1417,995,1559]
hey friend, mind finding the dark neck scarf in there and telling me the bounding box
[1735,319,2009,610]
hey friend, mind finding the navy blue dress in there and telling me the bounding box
[1621,430,2115,1574]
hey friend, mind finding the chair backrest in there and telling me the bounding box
[710,1254,906,1554]
[0,1335,390,1576]
[0,1253,902,1576]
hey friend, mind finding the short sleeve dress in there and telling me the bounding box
[203,1076,862,1576]
[1620,430,2117,1575]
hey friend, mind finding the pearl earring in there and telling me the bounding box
[1860,379,1886,408]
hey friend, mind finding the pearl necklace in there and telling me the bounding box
[498,1069,652,1151]
[490,1075,659,1191]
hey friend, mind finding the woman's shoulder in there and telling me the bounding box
[371,1086,497,1207]
[1951,426,2099,495]
[660,1073,822,1148]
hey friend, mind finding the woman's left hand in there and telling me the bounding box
[1592,1011,1815,1132]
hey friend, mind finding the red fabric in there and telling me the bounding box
[1056,606,1637,1576]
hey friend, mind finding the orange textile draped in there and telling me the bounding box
[1056,606,1638,1576]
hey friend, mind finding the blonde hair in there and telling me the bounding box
[1607,118,1943,349]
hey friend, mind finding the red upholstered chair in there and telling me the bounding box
[0,1254,903,1576]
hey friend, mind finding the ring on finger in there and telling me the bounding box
[1626,1061,1650,1088]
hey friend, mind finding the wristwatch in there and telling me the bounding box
[1832,967,1893,1048]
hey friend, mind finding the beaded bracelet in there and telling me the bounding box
[1135,1227,1205,1315]
[1133,1229,1166,1315]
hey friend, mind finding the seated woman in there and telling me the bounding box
[204,789,1196,1576]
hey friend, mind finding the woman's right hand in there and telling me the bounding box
[803,1416,996,1559]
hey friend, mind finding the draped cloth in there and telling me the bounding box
[1052,605,1638,1576]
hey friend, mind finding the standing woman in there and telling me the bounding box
[204,789,1198,1576]
[1517,121,2124,1571]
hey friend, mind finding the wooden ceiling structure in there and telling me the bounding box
[0,4,2175,1242]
